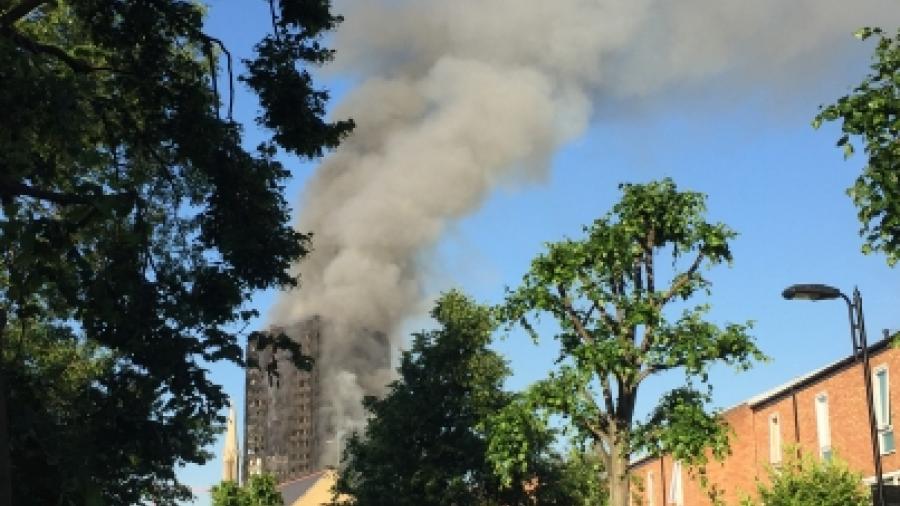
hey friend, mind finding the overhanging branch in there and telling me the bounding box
[0,178,94,206]
[0,0,51,26]
[195,33,234,119]
[0,176,135,207]
[2,27,117,73]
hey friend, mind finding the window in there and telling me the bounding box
[815,393,832,461]
[668,461,683,506]
[769,413,782,464]
[874,366,895,454]
[647,471,655,506]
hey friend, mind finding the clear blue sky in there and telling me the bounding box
[180,2,900,502]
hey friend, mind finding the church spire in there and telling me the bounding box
[222,403,240,483]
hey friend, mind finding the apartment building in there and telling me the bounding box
[243,316,392,484]
[631,336,899,505]
[244,317,323,484]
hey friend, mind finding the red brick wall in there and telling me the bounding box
[630,343,900,505]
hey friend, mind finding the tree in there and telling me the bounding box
[537,450,608,506]
[0,0,351,503]
[211,481,248,506]
[211,474,284,506]
[333,290,592,506]
[3,320,119,505]
[741,449,870,506]
[496,179,765,506]
[814,27,900,266]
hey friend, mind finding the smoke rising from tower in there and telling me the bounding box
[270,0,900,462]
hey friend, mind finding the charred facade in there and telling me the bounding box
[243,316,391,483]
[243,317,322,483]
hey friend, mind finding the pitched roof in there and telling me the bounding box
[630,335,894,468]
[747,336,891,408]
[278,470,328,506]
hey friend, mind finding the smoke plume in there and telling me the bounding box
[270,0,900,462]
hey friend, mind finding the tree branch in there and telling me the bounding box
[557,284,594,344]
[636,363,672,384]
[598,373,616,421]
[0,0,50,26]
[576,270,619,334]
[660,252,704,305]
[576,413,610,459]
[593,302,620,336]
[2,27,117,73]
[0,175,135,207]
[0,178,94,206]
[643,251,703,354]
[195,33,234,119]
[644,227,655,294]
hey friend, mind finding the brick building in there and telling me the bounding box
[631,336,899,505]
[244,317,323,484]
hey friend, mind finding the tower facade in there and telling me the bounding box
[243,316,392,483]
[243,318,322,484]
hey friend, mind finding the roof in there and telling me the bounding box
[746,336,891,408]
[290,470,347,506]
[630,335,894,468]
[278,471,328,506]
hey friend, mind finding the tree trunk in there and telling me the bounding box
[607,441,631,506]
[0,309,10,506]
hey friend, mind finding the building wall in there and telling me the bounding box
[244,318,322,484]
[631,342,900,505]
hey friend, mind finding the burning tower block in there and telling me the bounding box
[243,316,390,483]
[244,317,322,483]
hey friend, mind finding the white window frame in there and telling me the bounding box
[668,461,683,506]
[769,412,782,465]
[815,392,832,460]
[873,365,895,454]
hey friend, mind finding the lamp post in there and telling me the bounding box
[782,284,885,506]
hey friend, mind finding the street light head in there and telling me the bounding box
[782,283,843,301]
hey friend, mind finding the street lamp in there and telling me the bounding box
[782,283,885,506]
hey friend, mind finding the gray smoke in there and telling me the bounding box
[270,0,900,462]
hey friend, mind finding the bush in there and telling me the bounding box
[741,449,869,506]
[211,475,283,506]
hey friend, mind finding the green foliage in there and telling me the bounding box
[211,480,247,506]
[334,290,597,506]
[0,0,350,503]
[814,27,900,266]
[244,474,285,506]
[211,475,284,506]
[540,450,609,506]
[630,387,732,464]
[497,179,765,506]
[4,320,118,505]
[740,449,870,506]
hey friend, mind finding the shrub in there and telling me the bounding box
[741,449,869,506]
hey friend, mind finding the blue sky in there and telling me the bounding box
[180,2,900,502]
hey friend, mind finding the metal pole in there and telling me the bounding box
[852,288,886,506]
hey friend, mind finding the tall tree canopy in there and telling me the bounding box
[495,179,765,506]
[0,0,351,504]
[814,27,900,266]
[334,291,602,506]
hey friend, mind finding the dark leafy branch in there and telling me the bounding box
[1,1,351,503]
[0,0,51,26]
[1,25,118,73]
